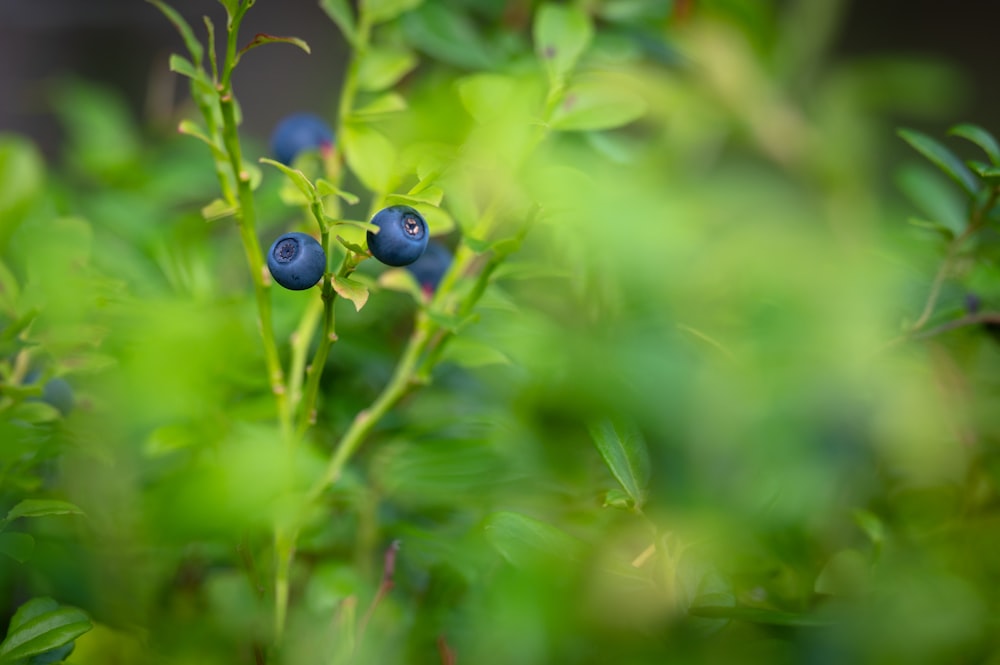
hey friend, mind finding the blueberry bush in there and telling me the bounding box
[2,1,1000,664]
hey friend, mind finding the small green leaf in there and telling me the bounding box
[201,198,237,222]
[551,83,646,131]
[331,275,369,312]
[324,217,379,233]
[0,599,92,663]
[357,47,418,92]
[146,0,204,65]
[412,203,455,236]
[238,33,312,61]
[895,164,966,236]
[588,419,650,510]
[386,189,443,208]
[341,123,397,193]
[949,123,1000,165]
[320,0,357,44]
[316,180,360,205]
[336,236,369,255]
[457,74,517,124]
[364,0,424,25]
[484,511,583,569]
[168,53,202,81]
[401,4,496,70]
[260,158,317,201]
[968,160,1000,179]
[602,488,634,510]
[352,92,408,117]
[377,267,423,300]
[534,4,593,81]
[814,549,871,597]
[898,128,979,197]
[0,532,34,563]
[6,500,85,522]
[439,337,510,368]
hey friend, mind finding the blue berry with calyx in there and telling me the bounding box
[367,205,428,267]
[407,241,452,295]
[270,113,334,166]
[267,232,327,290]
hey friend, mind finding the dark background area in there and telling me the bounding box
[1,0,997,159]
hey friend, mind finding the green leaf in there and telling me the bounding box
[238,33,312,61]
[323,217,378,233]
[457,74,518,124]
[336,236,369,255]
[588,418,650,510]
[898,128,979,197]
[0,532,34,563]
[401,4,496,70]
[0,599,92,663]
[967,160,1000,180]
[412,203,455,236]
[168,53,201,81]
[320,0,357,44]
[377,267,423,300]
[357,47,418,92]
[364,0,424,25]
[331,275,370,312]
[551,83,646,131]
[534,4,593,81]
[949,123,1000,165]
[341,123,397,192]
[895,164,967,237]
[6,500,85,521]
[201,198,237,222]
[484,511,583,569]
[316,180,360,205]
[260,158,317,201]
[439,337,510,368]
[146,0,204,65]
[352,92,408,117]
[386,188,443,208]
[814,548,871,597]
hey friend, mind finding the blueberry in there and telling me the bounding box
[270,113,334,166]
[406,241,452,294]
[367,205,429,267]
[25,370,74,416]
[267,232,327,290]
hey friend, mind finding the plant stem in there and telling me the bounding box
[910,186,1000,332]
[307,313,434,501]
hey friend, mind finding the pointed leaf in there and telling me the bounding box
[484,511,583,568]
[401,4,496,70]
[895,164,966,236]
[352,92,407,117]
[551,83,646,131]
[949,123,1000,165]
[260,158,317,201]
[168,54,202,81]
[146,0,204,65]
[238,33,312,61]
[588,419,650,509]
[357,47,418,92]
[341,123,397,192]
[386,188,444,207]
[316,180,360,205]
[365,0,424,25]
[0,600,91,662]
[898,128,978,197]
[201,198,237,222]
[320,0,357,44]
[331,275,370,312]
[6,500,85,521]
[534,3,593,81]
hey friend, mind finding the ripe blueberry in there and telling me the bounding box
[267,232,327,290]
[406,241,452,295]
[367,205,428,267]
[270,113,334,166]
[25,370,74,416]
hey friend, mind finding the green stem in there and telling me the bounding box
[307,313,435,501]
[288,296,324,413]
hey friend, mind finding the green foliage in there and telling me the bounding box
[3,1,1000,664]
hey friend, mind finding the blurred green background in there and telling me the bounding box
[3,1,1000,664]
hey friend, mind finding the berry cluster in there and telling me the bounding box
[264,114,446,292]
